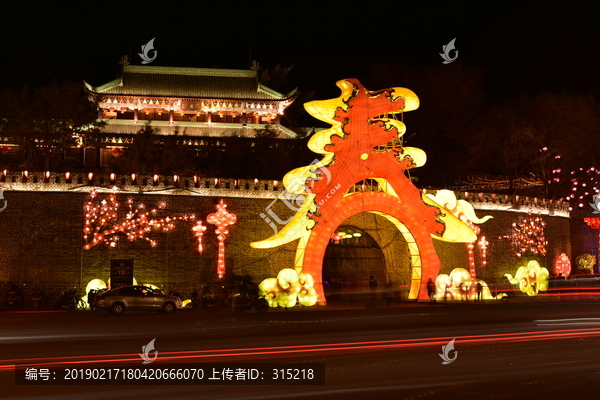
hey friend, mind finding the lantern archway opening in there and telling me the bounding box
[323,224,387,304]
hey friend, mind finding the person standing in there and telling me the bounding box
[427,278,436,305]
[369,276,378,301]
[87,289,96,311]
[476,282,483,301]
[444,282,451,301]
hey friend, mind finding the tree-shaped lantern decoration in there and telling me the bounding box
[576,253,596,274]
[83,190,195,250]
[499,212,547,257]
[207,199,237,279]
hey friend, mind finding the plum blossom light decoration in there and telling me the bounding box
[499,212,547,257]
[576,253,596,272]
[207,199,237,279]
[567,167,600,209]
[83,190,195,250]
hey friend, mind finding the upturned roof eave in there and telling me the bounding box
[87,92,296,103]
[84,77,123,94]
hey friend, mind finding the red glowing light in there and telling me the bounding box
[192,221,207,253]
[83,191,195,250]
[499,212,547,257]
[554,253,571,277]
[207,199,237,278]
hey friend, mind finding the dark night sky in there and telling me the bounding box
[1,2,598,103]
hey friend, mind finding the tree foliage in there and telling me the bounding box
[362,63,600,197]
[475,92,600,197]
[111,125,313,180]
[0,81,102,170]
[259,64,294,92]
[111,125,193,175]
[363,63,488,185]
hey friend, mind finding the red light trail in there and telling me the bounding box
[2,327,599,372]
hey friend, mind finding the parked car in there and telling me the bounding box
[95,285,181,314]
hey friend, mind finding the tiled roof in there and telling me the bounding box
[85,65,295,101]
[98,120,298,139]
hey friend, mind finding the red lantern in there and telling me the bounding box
[207,200,237,279]
[554,253,571,277]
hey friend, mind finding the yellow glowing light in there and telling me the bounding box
[427,190,493,225]
[259,269,318,308]
[435,268,506,301]
[141,283,160,291]
[505,260,549,296]
[106,277,138,290]
[85,279,107,294]
[360,153,368,160]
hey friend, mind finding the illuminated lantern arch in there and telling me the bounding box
[252,79,476,303]
[297,193,441,301]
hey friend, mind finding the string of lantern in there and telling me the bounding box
[566,166,600,211]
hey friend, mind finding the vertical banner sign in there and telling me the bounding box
[110,259,134,289]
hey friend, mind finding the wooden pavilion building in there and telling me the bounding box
[77,57,298,168]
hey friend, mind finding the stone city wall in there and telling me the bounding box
[0,173,573,298]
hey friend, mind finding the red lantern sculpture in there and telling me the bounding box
[207,199,237,279]
[252,80,476,303]
[554,253,571,277]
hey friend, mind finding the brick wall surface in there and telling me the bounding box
[0,189,573,296]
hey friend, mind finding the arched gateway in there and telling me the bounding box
[322,223,388,298]
[251,79,477,304]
